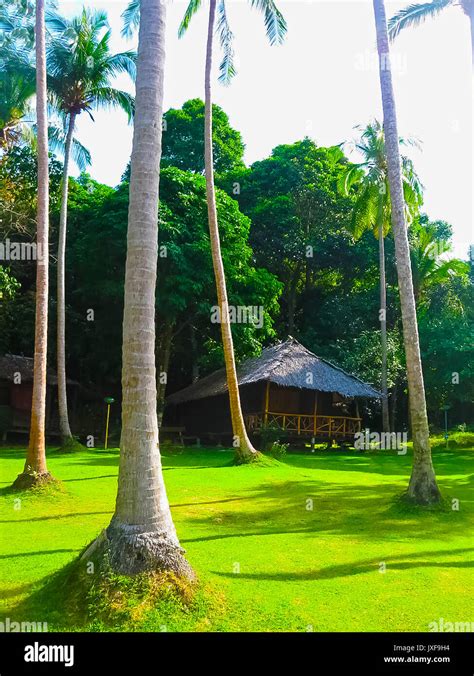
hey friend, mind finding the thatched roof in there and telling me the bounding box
[0,354,78,385]
[167,337,381,405]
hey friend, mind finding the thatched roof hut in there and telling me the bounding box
[166,337,380,444]
[167,337,380,405]
[0,355,59,385]
[0,355,78,438]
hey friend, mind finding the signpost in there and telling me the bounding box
[440,404,451,448]
[104,397,115,449]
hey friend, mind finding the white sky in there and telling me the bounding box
[59,0,473,259]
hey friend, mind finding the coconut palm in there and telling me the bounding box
[0,57,35,150]
[47,8,135,449]
[372,0,441,504]
[12,0,52,489]
[178,0,287,463]
[410,223,469,305]
[388,0,474,67]
[339,120,423,432]
[86,0,193,578]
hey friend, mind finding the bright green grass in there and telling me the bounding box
[0,445,472,631]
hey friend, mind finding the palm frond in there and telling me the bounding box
[337,164,364,196]
[250,0,287,45]
[216,0,236,84]
[47,125,91,172]
[178,0,202,38]
[121,0,140,39]
[388,0,452,41]
[106,51,137,81]
[89,87,135,122]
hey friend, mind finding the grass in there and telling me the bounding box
[0,443,473,632]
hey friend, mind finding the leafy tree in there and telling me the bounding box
[46,7,135,448]
[0,265,19,300]
[225,139,356,336]
[66,167,281,418]
[161,98,245,174]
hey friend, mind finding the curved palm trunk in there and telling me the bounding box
[204,0,258,462]
[13,0,53,489]
[373,0,441,504]
[85,0,193,577]
[56,112,76,447]
[378,223,390,433]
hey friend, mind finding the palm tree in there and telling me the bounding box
[410,223,469,305]
[339,121,423,432]
[85,0,193,578]
[12,0,52,489]
[372,0,441,504]
[47,9,135,449]
[179,0,287,463]
[388,0,474,67]
[0,59,35,151]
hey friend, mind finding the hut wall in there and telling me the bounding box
[168,382,262,439]
[172,394,232,437]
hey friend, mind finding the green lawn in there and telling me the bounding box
[0,444,473,631]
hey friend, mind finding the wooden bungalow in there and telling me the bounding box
[165,337,380,444]
[0,354,78,440]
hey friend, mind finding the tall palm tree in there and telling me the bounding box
[388,0,474,67]
[372,0,441,504]
[86,0,193,578]
[12,0,52,489]
[179,0,287,463]
[339,121,423,432]
[47,9,135,449]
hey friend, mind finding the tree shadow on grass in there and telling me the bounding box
[283,449,474,478]
[181,475,474,546]
[0,548,79,560]
[0,511,112,524]
[1,558,85,627]
[211,546,474,582]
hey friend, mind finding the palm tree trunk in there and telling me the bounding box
[204,0,258,463]
[373,0,441,504]
[13,0,53,489]
[378,223,390,432]
[56,111,76,447]
[461,0,474,67]
[84,0,193,577]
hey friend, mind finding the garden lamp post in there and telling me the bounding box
[104,397,115,449]
[440,404,451,448]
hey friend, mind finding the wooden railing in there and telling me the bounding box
[245,412,361,437]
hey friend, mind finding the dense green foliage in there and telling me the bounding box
[162,99,245,175]
[0,98,472,430]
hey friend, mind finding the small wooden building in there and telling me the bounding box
[165,337,380,444]
[0,354,78,439]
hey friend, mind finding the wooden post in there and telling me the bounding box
[355,399,361,432]
[313,391,318,435]
[264,380,270,425]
